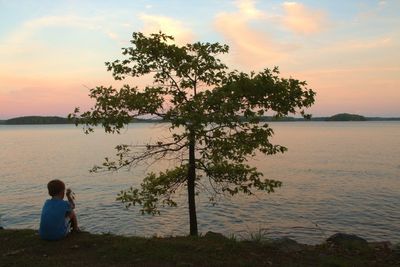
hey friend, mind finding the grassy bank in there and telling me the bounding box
[0,229,399,267]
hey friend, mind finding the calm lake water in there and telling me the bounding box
[1,122,399,244]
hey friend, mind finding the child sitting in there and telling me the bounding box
[39,179,79,240]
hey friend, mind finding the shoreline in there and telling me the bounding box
[1,228,399,266]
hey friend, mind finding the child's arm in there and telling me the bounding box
[66,188,76,209]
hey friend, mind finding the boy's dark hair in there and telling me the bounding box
[47,179,65,197]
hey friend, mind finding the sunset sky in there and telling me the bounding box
[1,0,399,119]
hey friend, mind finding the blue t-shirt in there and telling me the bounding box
[39,199,71,240]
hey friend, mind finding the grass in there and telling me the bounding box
[237,227,270,243]
[1,229,399,267]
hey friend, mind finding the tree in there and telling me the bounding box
[69,32,316,236]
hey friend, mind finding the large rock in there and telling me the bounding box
[326,233,368,249]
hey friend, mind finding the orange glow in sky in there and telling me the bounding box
[1,0,399,118]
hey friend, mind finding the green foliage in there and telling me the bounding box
[70,32,315,224]
[116,166,187,215]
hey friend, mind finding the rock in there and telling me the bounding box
[204,231,227,240]
[326,233,368,250]
[270,237,305,253]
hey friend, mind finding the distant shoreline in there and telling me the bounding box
[1,113,400,125]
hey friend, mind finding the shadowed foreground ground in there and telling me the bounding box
[0,229,399,267]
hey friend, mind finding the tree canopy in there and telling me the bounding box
[70,32,316,236]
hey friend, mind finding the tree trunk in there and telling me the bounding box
[187,131,198,236]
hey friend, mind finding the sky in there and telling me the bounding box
[0,0,399,119]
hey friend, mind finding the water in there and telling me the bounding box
[1,122,399,244]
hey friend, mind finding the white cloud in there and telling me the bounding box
[139,14,194,45]
[235,0,263,19]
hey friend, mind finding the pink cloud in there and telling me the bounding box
[281,2,327,34]
[215,14,284,68]
[214,1,294,70]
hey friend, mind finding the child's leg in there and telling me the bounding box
[68,210,79,232]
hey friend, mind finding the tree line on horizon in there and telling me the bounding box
[1,113,399,125]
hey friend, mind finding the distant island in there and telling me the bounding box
[259,113,400,122]
[258,113,400,122]
[1,116,71,125]
[325,113,366,121]
[0,113,399,125]
[0,116,158,125]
